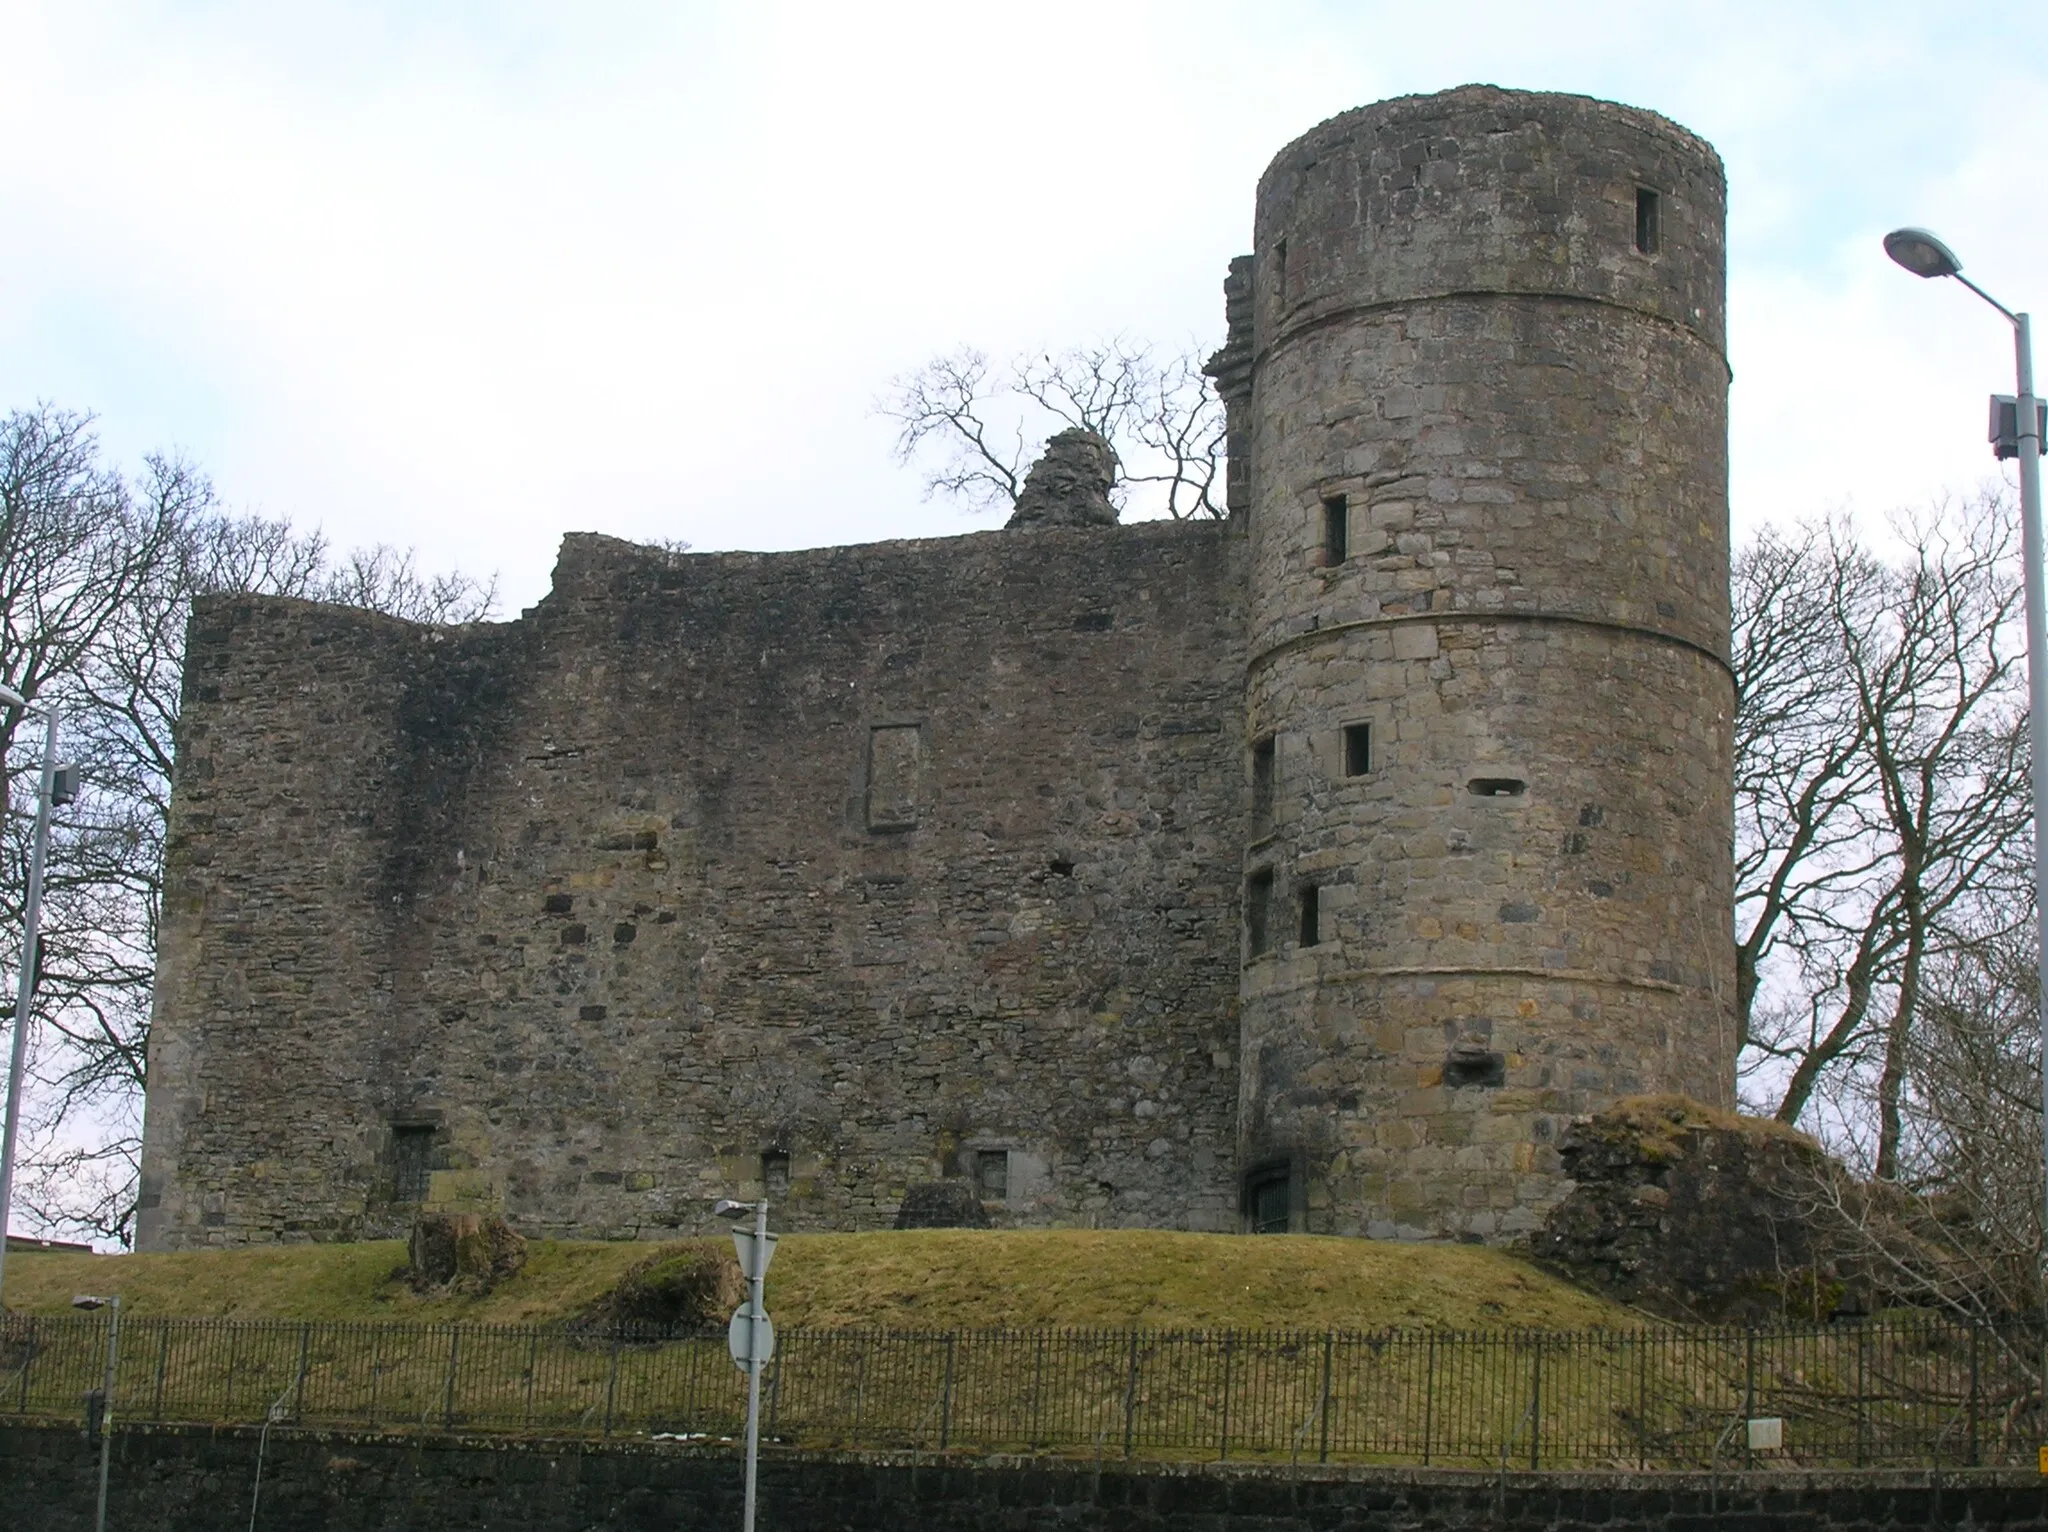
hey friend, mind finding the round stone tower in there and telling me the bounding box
[1235,85,1735,1241]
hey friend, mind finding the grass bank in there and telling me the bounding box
[1,1229,1629,1332]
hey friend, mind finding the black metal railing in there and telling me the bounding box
[1,1312,2038,1468]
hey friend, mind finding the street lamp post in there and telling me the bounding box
[73,1292,121,1532]
[0,686,77,1309]
[1883,227,2048,1237]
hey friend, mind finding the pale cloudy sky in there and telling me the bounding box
[1,1,2043,611]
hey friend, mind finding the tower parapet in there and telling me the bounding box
[1234,85,1736,1240]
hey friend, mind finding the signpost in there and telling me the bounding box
[717,1199,776,1532]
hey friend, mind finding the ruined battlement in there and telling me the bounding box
[141,518,1249,1246]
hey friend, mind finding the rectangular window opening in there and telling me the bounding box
[865,723,923,832]
[1246,867,1275,959]
[1298,884,1321,948]
[393,1125,434,1205]
[1275,237,1289,303]
[1634,187,1661,255]
[1250,735,1276,831]
[975,1149,1010,1202]
[1321,493,1348,566]
[1342,722,1373,778]
[1245,1162,1291,1234]
[762,1149,791,1197]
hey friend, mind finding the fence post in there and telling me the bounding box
[600,1334,621,1441]
[1855,1321,1868,1468]
[1743,1327,1757,1470]
[292,1322,312,1422]
[1029,1333,1046,1451]
[938,1333,956,1452]
[523,1331,539,1431]
[1635,1332,1647,1472]
[366,1328,382,1428]
[1217,1331,1234,1462]
[151,1324,170,1422]
[1968,1321,1981,1469]
[1421,1330,1435,1467]
[1318,1331,1334,1465]
[15,1316,34,1412]
[442,1329,462,1431]
[1527,1336,1541,1473]
[1122,1329,1140,1459]
[851,1340,866,1448]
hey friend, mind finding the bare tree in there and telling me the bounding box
[0,407,494,1245]
[1734,493,2032,1174]
[1784,912,2046,1343]
[881,338,1225,521]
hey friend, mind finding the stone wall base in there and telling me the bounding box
[5,1422,2047,1530]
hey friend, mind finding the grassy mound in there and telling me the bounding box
[1,1229,1632,1331]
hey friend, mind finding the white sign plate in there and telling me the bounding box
[728,1306,776,1371]
[731,1228,779,1282]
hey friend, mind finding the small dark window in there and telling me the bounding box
[1321,493,1348,566]
[393,1125,434,1204]
[1251,735,1276,830]
[976,1149,1010,1201]
[1468,777,1526,798]
[1444,1048,1508,1089]
[1245,1162,1291,1234]
[1246,868,1275,958]
[1276,237,1289,302]
[1634,187,1661,255]
[1298,884,1321,948]
[762,1150,791,1197]
[1342,723,1372,778]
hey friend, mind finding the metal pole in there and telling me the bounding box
[742,1198,766,1532]
[93,1295,120,1532]
[0,708,58,1308]
[2013,312,2048,1272]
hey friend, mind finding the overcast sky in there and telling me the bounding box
[2,2,2043,612]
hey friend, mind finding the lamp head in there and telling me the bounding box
[1884,227,1963,280]
[71,1294,113,1310]
[0,684,25,710]
[712,1198,753,1220]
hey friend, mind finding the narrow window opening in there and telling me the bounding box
[1342,723,1373,778]
[392,1125,435,1205]
[1298,884,1321,948]
[1245,1162,1291,1234]
[1246,868,1275,959]
[1444,1048,1508,1089]
[975,1149,1010,1202]
[1467,777,1526,798]
[1250,735,1276,831]
[1321,493,1348,566]
[1634,187,1661,255]
[762,1149,791,1197]
[1276,237,1289,303]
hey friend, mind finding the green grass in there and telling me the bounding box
[2,1229,1631,1332]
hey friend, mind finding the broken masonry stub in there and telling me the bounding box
[1005,428,1119,530]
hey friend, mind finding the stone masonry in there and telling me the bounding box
[136,84,1736,1249]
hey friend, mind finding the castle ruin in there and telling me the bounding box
[136,85,1736,1251]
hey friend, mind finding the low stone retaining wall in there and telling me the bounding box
[4,1422,2045,1529]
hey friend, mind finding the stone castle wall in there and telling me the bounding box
[1235,87,1736,1239]
[138,522,1247,1247]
